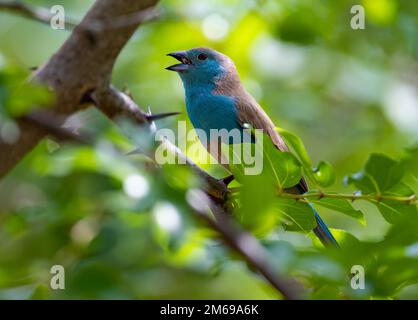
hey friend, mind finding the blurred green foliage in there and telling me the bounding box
[0,0,418,299]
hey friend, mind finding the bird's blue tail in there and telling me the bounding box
[309,203,339,247]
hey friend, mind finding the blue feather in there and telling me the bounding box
[310,204,339,247]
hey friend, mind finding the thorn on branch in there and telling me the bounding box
[220,174,235,186]
[145,111,181,122]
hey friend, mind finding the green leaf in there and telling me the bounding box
[275,127,312,169]
[377,200,417,224]
[237,172,279,236]
[275,127,317,185]
[276,198,316,232]
[231,135,309,234]
[311,197,365,224]
[229,133,302,189]
[348,154,416,224]
[366,154,405,192]
[313,161,336,187]
[262,137,302,189]
[347,153,405,193]
[374,183,417,224]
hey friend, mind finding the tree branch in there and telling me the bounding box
[92,87,230,202]
[187,189,304,300]
[22,111,92,145]
[23,108,303,299]
[0,0,159,178]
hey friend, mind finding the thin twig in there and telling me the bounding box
[277,190,418,205]
[0,1,160,31]
[0,0,77,29]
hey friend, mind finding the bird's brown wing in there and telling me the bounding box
[235,92,309,194]
[235,92,288,152]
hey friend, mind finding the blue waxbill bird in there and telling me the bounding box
[166,47,338,247]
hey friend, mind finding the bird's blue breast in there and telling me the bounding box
[185,85,244,144]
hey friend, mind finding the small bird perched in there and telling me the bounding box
[167,47,338,247]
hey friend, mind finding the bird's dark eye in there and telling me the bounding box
[197,53,207,61]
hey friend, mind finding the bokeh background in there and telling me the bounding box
[0,0,417,299]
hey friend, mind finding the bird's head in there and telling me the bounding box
[166,47,238,88]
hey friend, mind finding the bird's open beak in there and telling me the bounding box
[166,51,191,72]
